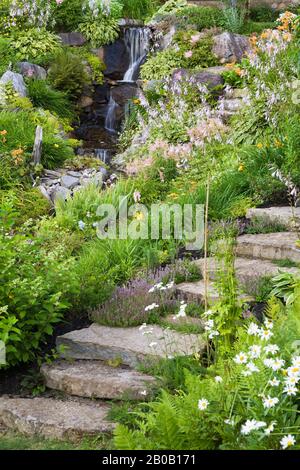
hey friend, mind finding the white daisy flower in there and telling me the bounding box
[258,329,273,341]
[269,378,280,387]
[198,398,209,411]
[234,352,248,364]
[280,434,296,450]
[264,319,273,330]
[262,396,279,409]
[264,344,279,355]
[145,303,159,311]
[241,419,266,435]
[249,345,261,359]
[284,376,299,386]
[264,421,276,435]
[287,365,300,377]
[246,362,259,373]
[291,356,300,367]
[247,322,260,336]
[215,376,223,383]
[283,386,298,396]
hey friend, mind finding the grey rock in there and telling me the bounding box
[44,169,63,178]
[0,71,27,97]
[177,279,253,305]
[38,185,53,204]
[57,324,205,367]
[51,186,70,202]
[172,66,227,90]
[194,257,299,292]
[236,232,300,262]
[246,206,300,231]
[60,175,80,190]
[67,171,82,178]
[102,39,130,80]
[0,397,114,440]
[17,62,47,80]
[213,32,251,64]
[222,98,243,112]
[58,32,86,47]
[41,360,156,400]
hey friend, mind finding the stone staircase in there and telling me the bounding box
[177,207,300,304]
[0,325,205,440]
[1,206,299,441]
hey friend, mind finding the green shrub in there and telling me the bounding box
[152,0,187,19]
[121,0,158,20]
[0,188,51,226]
[175,32,218,69]
[27,79,74,119]
[0,211,77,367]
[0,37,15,76]
[53,0,84,32]
[10,28,62,63]
[0,110,75,170]
[48,50,90,99]
[176,6,225,31]
[141,48,182,80]
[79,14,120,47]
[222,7,245,34]
[249,5,277,22]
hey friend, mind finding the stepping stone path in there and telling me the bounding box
[2,206,298,440]
[41,360,157,400]
[0,397,114,440]
[57,324,204,367]
[0,326,205,440]
[177,207,300,305]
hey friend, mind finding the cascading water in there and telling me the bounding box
[105,94,119,133]
[94,148,111,164]
[123,27,150,82]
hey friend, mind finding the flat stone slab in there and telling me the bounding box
[177,280,220,305]
[57,324,204,367]
[41,360,156,400]
[194,257,299,287]
[0,397,114,440]
[246,207,300,230]
[236,232,300,262]
[176,279,253,305]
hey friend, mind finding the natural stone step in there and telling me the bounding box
[236,232,300,262]
[0,397,114,440]
[57,324,204,367]
[246,207,300,231]
[176,279,253,305]
[194,257,299,287]
[41,360,156,400]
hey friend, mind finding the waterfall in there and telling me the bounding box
[123,27,150,82]
[105,94,118,133]
[94,148,111,164]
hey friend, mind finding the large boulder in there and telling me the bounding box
[0,71,27,97]
[17,62,47,80]
[100,38,130,80]
[58,32,86,47]
[213,32,251,64]
[172,66,227,89]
